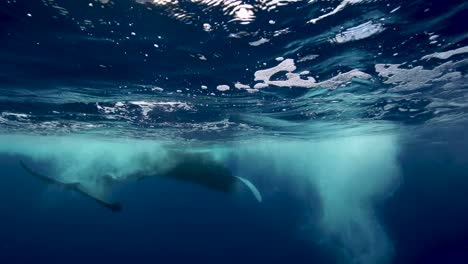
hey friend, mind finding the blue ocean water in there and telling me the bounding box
[0,0,467,263]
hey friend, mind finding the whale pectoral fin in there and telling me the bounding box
[235,176,263,203]
[19,160,65,185]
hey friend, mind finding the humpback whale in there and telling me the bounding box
[136,152,262,202]
[19,152,262,211]
[19,160,122,212]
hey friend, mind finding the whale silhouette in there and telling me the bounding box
[136,152,262,202]
[19,152,262,211]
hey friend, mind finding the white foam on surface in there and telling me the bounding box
[234,82,251,89]
[129,101,155,116]
[249,38,270,46]
[151,87,164,92]
[254,59,297,82]
[298,54,319,62]
[216,85,230,91]
[375,59,467,92]
[245,88,260,93]
[1,112,30,119]
[253,83,269,89]
[96,101,194,119]
[129,101,194,116]
[421,46,468,60]
[331,21,385,44]
[251,58,371,89]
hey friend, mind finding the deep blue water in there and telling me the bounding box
[1,129,468,264]
[0,0,467,263]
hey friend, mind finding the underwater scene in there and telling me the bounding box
[0,0,467,263]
